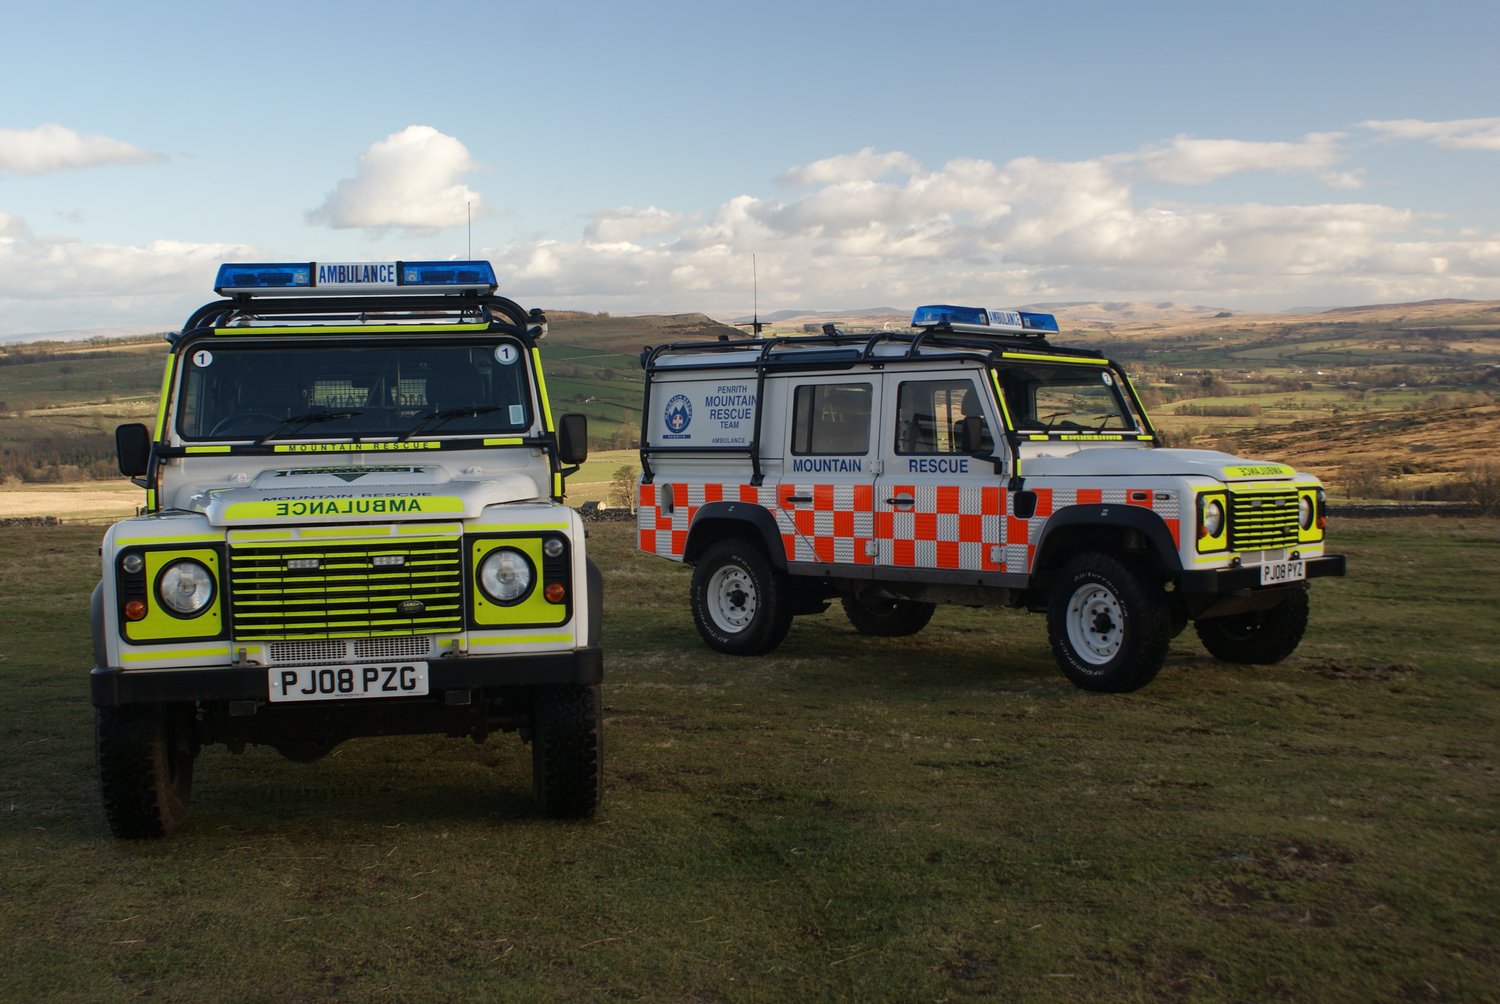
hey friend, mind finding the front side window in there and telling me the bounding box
[176,339,533,441]
[895,378,992,454]
[996,363,1138,433]
[790,382,872,455]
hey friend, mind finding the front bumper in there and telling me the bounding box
[90,647,604,707]
[1178,554,1345,594]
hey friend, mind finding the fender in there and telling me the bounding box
[585,557,604,647]
[1031,503,1182,577]
[91,581,108,668]
[683,501,787,570]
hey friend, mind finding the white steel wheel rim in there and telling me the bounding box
[1066,582,1124,665]
[706,563,757,634]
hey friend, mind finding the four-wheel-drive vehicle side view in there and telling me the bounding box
[635,304,1345,692]
[92,260,602,837]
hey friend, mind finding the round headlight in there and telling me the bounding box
[158,559,215,616]
[1298,494,1315,530]
[479,547,534,604]
[1203,499,1225,537]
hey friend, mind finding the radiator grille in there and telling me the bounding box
[229,539,464,641]
[268,636,434,665]
[1227,489,1299,551]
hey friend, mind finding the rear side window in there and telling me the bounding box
[790,382,872,455]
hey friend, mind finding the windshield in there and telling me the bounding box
[176,339,533,441]
[995,362,1141,433]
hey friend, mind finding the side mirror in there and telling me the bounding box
[557,413,588,465]
[116,423,152,477]
[959,416,987,454]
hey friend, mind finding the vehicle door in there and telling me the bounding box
[777,375,882,567]
[874,370,1008,574]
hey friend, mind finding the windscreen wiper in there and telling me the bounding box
[255,410,364,445]
[398,405,502,441]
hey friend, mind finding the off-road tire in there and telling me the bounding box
[841,595,937,637]
[690,538,793,655]
[530,684,602,819]
[1194,585,1310,664]
[96,703,197,839]
[1047,552,1171,693]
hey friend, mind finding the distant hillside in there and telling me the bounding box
[2,301,1496,499]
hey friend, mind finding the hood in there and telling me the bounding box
[1023,448,1299,481]
[196,465,543,527]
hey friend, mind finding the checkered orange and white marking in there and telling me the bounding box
[638,480,1181,577]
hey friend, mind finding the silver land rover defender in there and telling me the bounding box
[636,304,1345,693]
[91,260,602,836]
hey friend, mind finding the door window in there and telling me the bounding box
[790,382,873,455]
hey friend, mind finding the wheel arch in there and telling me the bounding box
[1031,504,1182,586]
[683,501,787,569]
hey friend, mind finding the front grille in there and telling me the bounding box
[229,539,464,641]
[1228,489,1299,551]
[268,636,434,665]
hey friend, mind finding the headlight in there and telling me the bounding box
[1202,498,1225,537]
[1298,494,1315,530]
[158,559,215,616]
[478,547,534,604]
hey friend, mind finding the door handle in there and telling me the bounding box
[784,495,813,504]
[887,496,915,507]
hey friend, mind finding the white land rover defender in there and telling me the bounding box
[91,261,602,837]
[636,304,1345,693]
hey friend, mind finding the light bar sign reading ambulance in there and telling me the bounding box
[214,260,498,296]
[910,304,1060,336]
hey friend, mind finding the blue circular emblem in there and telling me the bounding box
[665,394,693,433]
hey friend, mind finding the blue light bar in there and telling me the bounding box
[911,304,989,327]
[214,260,498,296]
[1017,310,1060,333]
[910,304,1059,336]
[398,260,497,289]
[214,263,313,293]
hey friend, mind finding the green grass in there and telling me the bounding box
[1,518,1496,1000]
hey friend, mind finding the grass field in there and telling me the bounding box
[1,518,1495,1000]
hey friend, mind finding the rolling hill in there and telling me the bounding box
[2,301,1496,500]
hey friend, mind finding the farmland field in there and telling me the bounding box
[1,518,1495,1001]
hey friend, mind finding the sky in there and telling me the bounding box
[1,0,1497,339]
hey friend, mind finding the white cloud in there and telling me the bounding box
[777,148,923,187]
[1136,132,1349,185]
[584,206,683,242]
[483,139,1498,315]
[306,126,482,234]
[0,124,164,175]
[0,213,253,335]
[1361,117,1500,152]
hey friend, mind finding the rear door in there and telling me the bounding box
[776,376,882,568]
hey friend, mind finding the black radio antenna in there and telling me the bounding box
[737,253,767,337]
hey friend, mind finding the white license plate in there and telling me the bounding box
[267,662,430,703]
[1260,560,1305,585]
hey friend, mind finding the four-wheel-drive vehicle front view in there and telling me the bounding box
[91,261,602,837]
[636,304,1346,692]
